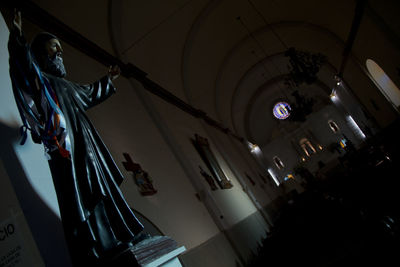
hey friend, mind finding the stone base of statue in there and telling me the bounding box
[132,236,185,267]
[140,246,186,267]
[101,236,185,267]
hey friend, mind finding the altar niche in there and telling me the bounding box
[192,134,233,190]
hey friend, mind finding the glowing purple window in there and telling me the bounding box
[273,102,291,120]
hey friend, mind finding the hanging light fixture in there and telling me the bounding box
[285,47,327,87]
[247,141,261,154]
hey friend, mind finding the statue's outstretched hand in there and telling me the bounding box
[13,9,22,36]
[108,65,121,81]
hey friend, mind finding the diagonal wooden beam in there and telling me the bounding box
[1,0,244,142]
[338,0,367,78]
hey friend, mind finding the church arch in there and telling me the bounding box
[366,59,400,112]
[273,156,284,169]
[299,138,316,157]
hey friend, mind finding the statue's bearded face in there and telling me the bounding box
[43,38,66,78]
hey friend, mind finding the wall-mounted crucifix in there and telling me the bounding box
[122,153,157,196]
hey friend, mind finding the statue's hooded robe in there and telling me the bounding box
[8,29,144,265]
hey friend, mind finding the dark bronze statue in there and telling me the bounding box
[8,10,144,266]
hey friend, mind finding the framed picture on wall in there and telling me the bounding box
[193,134,233,189]
[199,166,218,191]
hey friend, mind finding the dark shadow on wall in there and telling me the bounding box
[0,122,72,267]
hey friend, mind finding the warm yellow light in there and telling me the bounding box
[301,143,310,157]
[330,90,337,101]
[301,157,306,162]
[248,142,261,154]
[318,145,323,150]
[339,141,345,148]
[250,144,259,152]
[334,75,342,86]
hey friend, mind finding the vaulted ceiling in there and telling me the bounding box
[30,0,400,146]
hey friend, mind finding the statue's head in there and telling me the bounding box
[31,32,66,78]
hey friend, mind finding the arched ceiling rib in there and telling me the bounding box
[209,22,349,140]
[181,0,358,128]
[181,0,223,104]
[108,0,375,147]
[230,59,338,142]
[228,55,287,134]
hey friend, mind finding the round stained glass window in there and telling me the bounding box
[273,102,291,120]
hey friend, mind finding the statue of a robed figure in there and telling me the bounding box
[8,10,145,266]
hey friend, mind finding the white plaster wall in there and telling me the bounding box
[205,126,281,215]
[147,93,259,228]
[0,15,58,217]
[0,162,45,267]
[0,12,70,267]
[145,93,279,261]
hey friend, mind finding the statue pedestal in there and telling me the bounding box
[131,236,186,267]
[141,246,186,267]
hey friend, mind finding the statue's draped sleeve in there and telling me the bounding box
[75,76,117,111]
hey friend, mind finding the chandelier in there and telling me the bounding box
[284,47,327,88]
[283,48,325,122]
